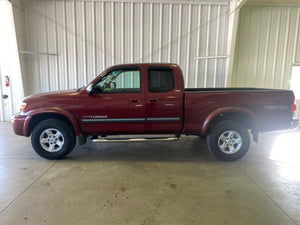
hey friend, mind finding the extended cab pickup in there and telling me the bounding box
[12,63,298,161]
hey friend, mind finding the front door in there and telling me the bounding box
[79,66,145,135]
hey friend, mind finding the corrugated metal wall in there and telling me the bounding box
[231,4,300,89]
[0,0,24,122]
[18,0,229,96]
[231,4,300,118]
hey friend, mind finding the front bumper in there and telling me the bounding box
[11,115,26,136]
[291,118,299,130]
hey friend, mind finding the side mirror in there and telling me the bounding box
[86,83,93,95]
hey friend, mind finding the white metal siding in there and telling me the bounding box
[18,0,229,96]
[231,4,300,119]
[232,5,300,89]
[0,1,24,121]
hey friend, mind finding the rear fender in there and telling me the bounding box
[201,107,259,136]
[24,108,81,136]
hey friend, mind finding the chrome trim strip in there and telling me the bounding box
[81,118,145,123]
[146,117,181,122]
[81,117,181,123]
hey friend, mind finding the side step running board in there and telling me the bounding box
[91,136,179,143]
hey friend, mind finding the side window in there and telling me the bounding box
[94,69,140,94]
[148,69,175,93]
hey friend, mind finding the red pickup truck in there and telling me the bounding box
[12,63,298,161]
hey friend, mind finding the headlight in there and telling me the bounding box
[18,103,27,114]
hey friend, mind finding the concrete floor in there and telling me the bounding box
[0,122,300,225]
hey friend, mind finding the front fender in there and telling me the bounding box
[23,107,81,136]
[201,107,259,136]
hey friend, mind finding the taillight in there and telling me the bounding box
[292,98,297,113]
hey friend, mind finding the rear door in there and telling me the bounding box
[145,66,183,133]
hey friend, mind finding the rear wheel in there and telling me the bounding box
[31,119,76,159]
[207,121,251,161]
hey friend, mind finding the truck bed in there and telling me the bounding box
[184,88,295,134]
[184,88,285,92]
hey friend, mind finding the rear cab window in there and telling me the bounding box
[148,68,175,93]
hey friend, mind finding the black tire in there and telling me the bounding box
[31,119,76,160]
[207,121,251,161]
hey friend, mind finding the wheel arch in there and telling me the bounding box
[24,108,81,137]
[201,107,259,136]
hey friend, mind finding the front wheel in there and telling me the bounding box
[207,121,251,161]
[31,119,76,159]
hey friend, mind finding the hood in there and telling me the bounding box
[22,89,82,114]
[24,89,78,101]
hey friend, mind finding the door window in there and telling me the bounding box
[148,68,175,93]
[94,69,140,94]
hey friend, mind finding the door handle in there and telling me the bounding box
[149,99,157,103]
[130,99,140,103]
